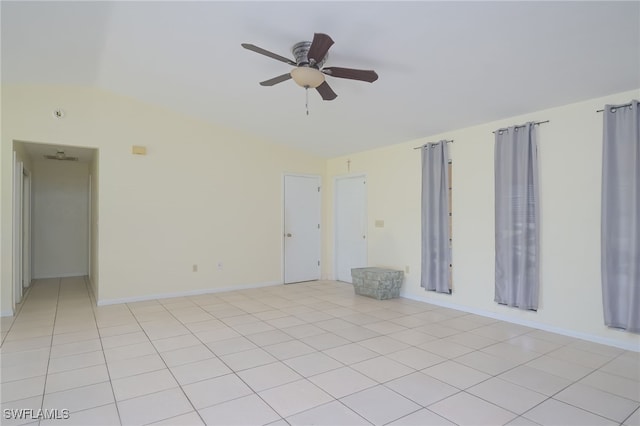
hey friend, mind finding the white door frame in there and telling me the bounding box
[88,174,92,277]
[12,153,24,306]
[282,173,322,284]
[333,173,368,282]
[22,167,32,289]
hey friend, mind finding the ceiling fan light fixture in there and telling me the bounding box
[290,67,325,88]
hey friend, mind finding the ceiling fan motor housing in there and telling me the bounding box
[292,41,327,68]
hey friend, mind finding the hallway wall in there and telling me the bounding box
[32,159,89,278]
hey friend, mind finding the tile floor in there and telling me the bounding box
[1,277,639,426]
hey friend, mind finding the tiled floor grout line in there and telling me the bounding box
[208,298,469,423]
[203,297,378,426]
[121,294,335,424]
[470,341,566,423]
[426,337,574,424]
[535,368,639,425]
[281,300,470,423]
[120,300,209,426]
[169,294,380,423]
[38,277,62,419]
[165,299,330,425]
[380,406,442,426]
[622,407,639,425]
[455,336,635,425]
[0,286,33,347]
[519,390,625,425]
[384,357,528,423]
[369,323,623,425]
[86,276,125,426]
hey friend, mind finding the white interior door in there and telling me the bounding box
[284,175,321,284]
[335,175,367,283]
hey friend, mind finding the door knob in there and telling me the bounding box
[362,235,366,239]
[286,233,292,237]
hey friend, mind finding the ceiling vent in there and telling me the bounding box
[44,150,78,161]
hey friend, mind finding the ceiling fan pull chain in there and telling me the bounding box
[305,87,309,116]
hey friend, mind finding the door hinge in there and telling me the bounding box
[318,186,321,192]
[318,260,320,266]
[317,223,320,229]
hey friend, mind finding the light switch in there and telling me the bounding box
[132,145,147,155]
[375,220,385,228]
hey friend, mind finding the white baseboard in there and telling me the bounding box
[33,273,88,279]
[1,310,15,317]
[97,280,282,306]
[400,290,640,353]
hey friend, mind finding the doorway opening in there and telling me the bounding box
[11,141,99,312]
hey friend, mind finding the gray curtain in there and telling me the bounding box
[602,100,640,333]
[495,123,539,310]
[421,140,451,293]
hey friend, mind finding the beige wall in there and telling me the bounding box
[325,89,640,350]
[1,85,325,311]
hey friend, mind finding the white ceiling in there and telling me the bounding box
[3,1,639,158]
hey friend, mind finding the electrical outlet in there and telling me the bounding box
[192,264,198,272]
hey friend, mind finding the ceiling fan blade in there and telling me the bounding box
[316,81,337,101]
[307,33,334,66]
[241,43,296,66]
[259,73,292,86]
[322,67,378,83]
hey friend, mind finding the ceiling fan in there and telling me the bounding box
[241,33,378,101]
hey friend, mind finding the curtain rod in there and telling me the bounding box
[596,102,633,113]
[413,140,454,150]
[493,120,549,134]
